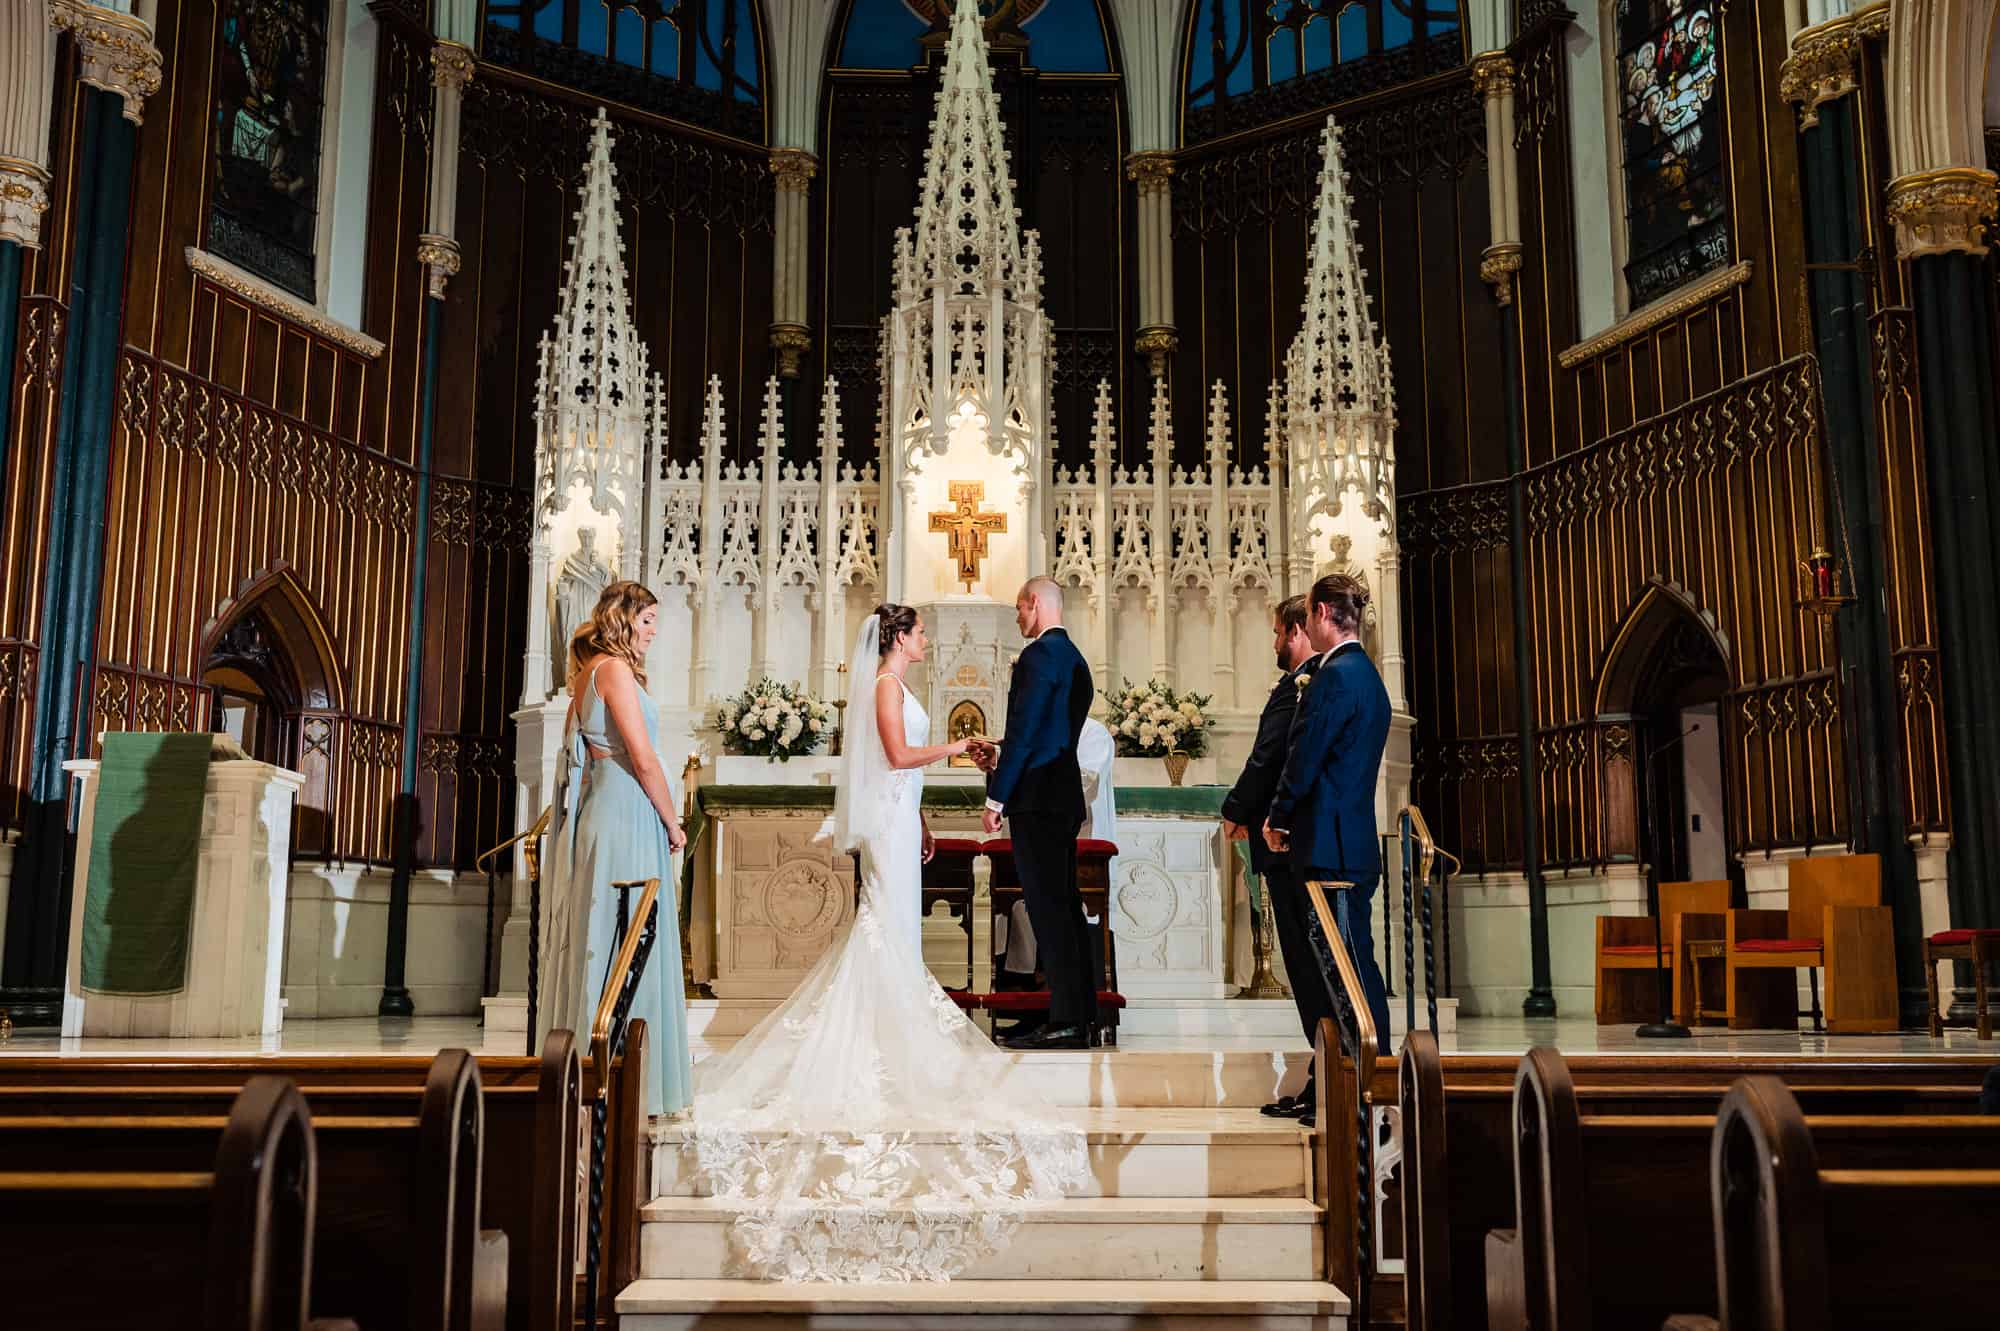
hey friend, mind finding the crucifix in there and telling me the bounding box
[928,480,1007,594]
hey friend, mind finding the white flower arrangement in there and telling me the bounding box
[1104,678,1214,758]
[709,678,838,761]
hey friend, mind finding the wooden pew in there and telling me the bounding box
[0,1075,316,1330]
[1496,1050,2000,1331]
[1383,1045,2000,1331]
[0,1033,590,1331]
[1714,1075,2000,1331]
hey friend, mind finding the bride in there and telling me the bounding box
[683,603,1089,1282]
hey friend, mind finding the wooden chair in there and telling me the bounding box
[1924,927,1999,1039]
[1593,879,1729,1024]
[1722,853,1896,1032]
[1713,1075,2000,1330]
[984,836,1124,1038]
[923,837,985,984]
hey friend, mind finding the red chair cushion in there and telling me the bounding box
[945,991,981,1010]
[930,838,985,857]
[979,990,1127,1012]
[1601,944,1673,957]
[1929,928,2000,945]
[1734,938,1823,954]
[1077,839,1120,858]
[983,839,1014,857]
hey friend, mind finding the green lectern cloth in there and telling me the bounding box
[80,732,213,995]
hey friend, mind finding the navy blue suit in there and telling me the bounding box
[988,627,1096,1025]
[1223,657,1330,1043]
[1269,641,1392,1053]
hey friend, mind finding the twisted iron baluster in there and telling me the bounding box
[526,865,542,1058]
[583,1095,609,1329]
[481,866,495,1003]
[1382,832,1395,998]
[1401,818,1416,1036]
[1442,869,1454,1000]
[582,892,659,1330]
[1422,876,1439,1037]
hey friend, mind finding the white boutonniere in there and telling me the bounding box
[1294,671,1314,692]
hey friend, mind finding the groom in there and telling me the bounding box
[982,576,1098,1049]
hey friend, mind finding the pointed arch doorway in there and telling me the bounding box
[1594,580,1734,891]
[197,568,344,858]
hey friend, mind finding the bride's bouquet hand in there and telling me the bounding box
[921,825,937,863]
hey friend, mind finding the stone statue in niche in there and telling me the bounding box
[553,526,613,685]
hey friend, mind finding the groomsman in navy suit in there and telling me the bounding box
[1222,595,1326,1117]
[983,577,1098,1049]
[1264,573,1394,1060]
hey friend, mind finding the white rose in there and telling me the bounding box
[749,728,765,741]
[1189,714,1205,729]
[764,705,783,727]
[1120,716,1138,736]
[1138,722,1158,745]
[781,717,804,746]
[1180,701,1200,719]
[738,714,756,734]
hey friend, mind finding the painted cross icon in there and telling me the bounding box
[928,481,1007,593]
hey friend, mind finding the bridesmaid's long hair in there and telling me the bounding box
[873,602,918,658]
[571,580,659,686]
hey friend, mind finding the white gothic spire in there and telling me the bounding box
[535,106,654,530]
[1286,112,1395,524]
[903,0,1030,303]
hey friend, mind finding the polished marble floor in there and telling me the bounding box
[1,1010,1990,1059]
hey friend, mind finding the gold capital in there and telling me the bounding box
[432,40,477,92]
[1778,17,1858,130]
[1480,242,1524,306]
[1125,151,1175,197]
[769,149,819,193]
[1468,51,1516,102]
[1886,167,2000,260]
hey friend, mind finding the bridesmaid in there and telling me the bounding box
[542,579,691,1115]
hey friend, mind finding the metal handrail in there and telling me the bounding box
[590,876,661,1092]
[1397,805,1461,1037]
[475,805,551,875]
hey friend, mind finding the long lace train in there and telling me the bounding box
[681,854,1089,1282]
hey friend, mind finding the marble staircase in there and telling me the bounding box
[619,1049,1351,1329]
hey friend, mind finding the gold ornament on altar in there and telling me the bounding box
[947,700,988,767]
[929,480,1007,594]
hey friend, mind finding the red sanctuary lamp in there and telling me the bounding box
[1796,545,1856,619]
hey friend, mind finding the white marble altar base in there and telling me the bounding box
[62,759,305,1039]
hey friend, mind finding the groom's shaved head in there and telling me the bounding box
[1023,576,1063,614]
[1015,576,1064,638]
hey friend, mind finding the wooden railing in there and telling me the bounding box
[1303,877,1379,1329]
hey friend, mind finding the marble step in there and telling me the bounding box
[687,1045,1315,1109]
[616,1278,1351,1330]
[638,1195,1324,1283]
[648,1108,1313,1199]
[1119,996,1459,1038]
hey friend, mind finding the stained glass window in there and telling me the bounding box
[1616,0,1728,308]
[209,0,331,302]
[485,0,762,138]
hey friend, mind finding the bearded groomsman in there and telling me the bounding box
[1222,596,1326,1119]
[1265,573,1393,1064]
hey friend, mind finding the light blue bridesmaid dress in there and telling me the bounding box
[545,662,691,1116]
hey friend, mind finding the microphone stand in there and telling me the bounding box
[1636,723,1698,1040]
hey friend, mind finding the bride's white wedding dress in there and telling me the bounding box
[683,619,1089,1283]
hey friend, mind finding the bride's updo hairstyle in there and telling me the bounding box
[573,580,660,686]
[873,602,919,658]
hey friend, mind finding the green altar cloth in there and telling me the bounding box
[79,732,213,995]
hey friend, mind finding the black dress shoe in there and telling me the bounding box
[1004,1023,1091,1050]
[992,1016,1045,1040]
[1297,1109,1316,1128]
[1260,1094,1301,1117]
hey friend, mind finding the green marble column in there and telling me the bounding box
[1795,98,1926,1023]
[1,89,138,1020]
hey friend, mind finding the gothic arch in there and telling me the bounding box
[200,565,346,714]
[1592,578,1731,720]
